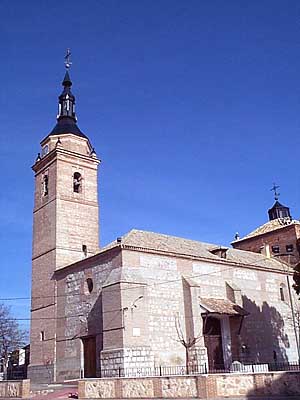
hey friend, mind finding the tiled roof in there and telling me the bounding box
[233,218,300,242]
[199,297,249,316]
[100,229,291,272]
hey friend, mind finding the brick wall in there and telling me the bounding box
[29,134,100,383]
[233,224,300,266]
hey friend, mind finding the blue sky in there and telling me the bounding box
[1,0,300,327]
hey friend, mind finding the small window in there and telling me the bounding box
[82,244,87,257]
[86,278,93,294]
[40,331,45,341]
[286,244,294,253]
[280,285,285,302]
[272,245,280,254]
[210,247,228,259]
[43,175,48,196]
[73,172,82,193]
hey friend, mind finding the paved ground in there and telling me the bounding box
[30,383,78,400]
[2,397,300,400]
[23,397,300,400]
[26,391,300,400]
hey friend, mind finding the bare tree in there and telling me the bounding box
[0,304,28,379]
[174,314,202,373]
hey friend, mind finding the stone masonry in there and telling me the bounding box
[52,230,299,381]
[78,371,300,398]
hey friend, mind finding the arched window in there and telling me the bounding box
[87,278,93,293]
[280,284,286,302]
[43,175,48,196]
[73,172,82,193]
[84,278,93,295]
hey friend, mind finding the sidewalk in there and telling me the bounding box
[30,383,78,400]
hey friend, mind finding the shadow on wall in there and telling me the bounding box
[241,296,289,363]
[87,292,103,338]
[86,293,103,376]
[246,371,300,398]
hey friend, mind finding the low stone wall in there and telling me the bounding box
[0,380,30,398]
[78,371,300,398]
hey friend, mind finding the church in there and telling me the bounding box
[28,63,299,383]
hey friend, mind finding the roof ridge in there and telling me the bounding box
[234,218,300,242]
[123,228,218,247]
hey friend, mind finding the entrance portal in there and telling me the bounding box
[82,336,96,378]
[203,316,224,370]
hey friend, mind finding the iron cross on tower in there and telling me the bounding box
[64,48,72,69]
[271,183,280,201]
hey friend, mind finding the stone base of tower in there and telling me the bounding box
[27,364,54,383]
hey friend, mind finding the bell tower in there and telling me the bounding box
[28,54,100,382]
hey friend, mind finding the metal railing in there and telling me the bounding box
[6,365,27,380]
[100,361,300,378]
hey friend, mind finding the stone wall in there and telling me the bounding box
[121,252,208,368]
[0,380,30,398]
[188,346,208,368]
[55,249,121,381]
[78,371,300,398]
[101,347,154,373]
[54,243,299,382]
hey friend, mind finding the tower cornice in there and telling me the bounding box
[32,146,100,173]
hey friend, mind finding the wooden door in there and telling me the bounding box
[204,334,224,370]
[203,316,224,371]
[82,336,96,378]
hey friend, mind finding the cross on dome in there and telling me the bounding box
[270,183,280,201]
[64,48,72,69]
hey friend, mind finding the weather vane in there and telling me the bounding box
[64,48,72,69]
[271,183,280,201]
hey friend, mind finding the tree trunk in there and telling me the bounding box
[185,346,189,374]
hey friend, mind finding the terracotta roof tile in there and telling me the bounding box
[99,229,291,272]
[233,218,300,242]
[199,297,249,316]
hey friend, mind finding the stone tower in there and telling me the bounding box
[28,66,100,382]
[232,192,300,266]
